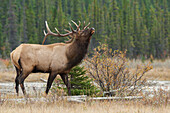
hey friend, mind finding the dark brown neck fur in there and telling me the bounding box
[66,39,90,70]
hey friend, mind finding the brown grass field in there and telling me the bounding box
[0,59,170,113]
[0,100,169,113]
[0,59,170,82]
[128,59,170,81]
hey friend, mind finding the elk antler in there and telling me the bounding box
[42,21,74,45]
[64,29,74,44]
[83,22,90,30]
[42,20,90,45]
[71,20,81,31]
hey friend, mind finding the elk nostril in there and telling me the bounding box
[91,28,95,34]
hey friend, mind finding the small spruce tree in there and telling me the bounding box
[52,66,99,96]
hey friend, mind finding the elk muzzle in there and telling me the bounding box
[90,28,95,35]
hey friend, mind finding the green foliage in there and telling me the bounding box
[53,66,99,96]
[0,0,169,58]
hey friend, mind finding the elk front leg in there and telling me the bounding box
[45,72,57,95]
[60,73,71,96]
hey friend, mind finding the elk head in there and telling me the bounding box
[42,20,95,44]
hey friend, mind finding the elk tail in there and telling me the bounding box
[10,46,23,71]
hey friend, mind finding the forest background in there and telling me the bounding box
[0,0,169,59]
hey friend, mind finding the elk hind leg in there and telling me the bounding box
[18,71,31,96]
[14,66,21,96]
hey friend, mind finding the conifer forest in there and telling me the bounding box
[0,0,169,59]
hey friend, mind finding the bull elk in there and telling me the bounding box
[10,20,95,96]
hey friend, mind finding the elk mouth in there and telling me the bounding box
[90,28,95,35]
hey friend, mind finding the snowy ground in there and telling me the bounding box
[0,80,169,101]
[0,82,46,97]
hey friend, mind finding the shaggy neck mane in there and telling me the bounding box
[66,39,90,69]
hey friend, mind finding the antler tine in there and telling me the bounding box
[43,30,47,36]
[71,20,78,27]
[71,20,81,31]
[42,21,52,45]
[78,21,81,26]
[44,21,58,36]
[42,30,48,45]
[65,37,74,44]
[69,22,75,33]
[64,29,71,33]
[55,28,60,34]
[83,22,90,30]
[77,21,81,31]
[45,21,52,33]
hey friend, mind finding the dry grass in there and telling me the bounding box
[0,59,169,113]
[0,59,170,82]
[0,71,49,82]
[0,100,169,113]
[128,59,170,81]
[145,68,170,81]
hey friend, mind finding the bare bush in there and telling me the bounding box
[85,44,153,96]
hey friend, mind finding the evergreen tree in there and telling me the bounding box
[149,6,157,57]
[0,0,169,59]
[72,0,82,22]
[108,0,120,51]
[7,0,19,50]
[132,0,142,58]
[21,0,28,43]
[0,22,3,56]
[162,0,169,57]
[55,66,99,96]
[25,1,38,44]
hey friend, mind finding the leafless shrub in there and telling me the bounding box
[85,44,153,96]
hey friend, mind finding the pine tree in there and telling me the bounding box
[108,0,120,51]
[162,0,169,57]
[97,3,106,43]
[54,66,99,96]
[25,1,38,44]
[56,0,65,42]
[21,0,28,43]
[149,6,157,57]
[0,0,170,59]
[72,0,82,22]
[7,0,19,50]
[132,0,142,58]
[126,0,134,57]
[0,22,3,56]
[89,0,98,49]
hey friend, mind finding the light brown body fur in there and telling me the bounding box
[11,43,69,73]
[10,23,95,96]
